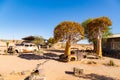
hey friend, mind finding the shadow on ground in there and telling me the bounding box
[18,54,45,60]
[43,53,59,57]
[65,71,117,80]
[47,49,64,53]
[18,53,60,60]
[24,76,29,80]
[79,73,117,80]
[65,71,74,75]
[103,50,120,59]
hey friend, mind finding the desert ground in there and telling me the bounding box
[0,50,120,80]
[0,41,120,80]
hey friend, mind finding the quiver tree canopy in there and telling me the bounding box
[87,17,112,38]
[54,21,84,56]
[87,16,112,58]
[54,21,84,43]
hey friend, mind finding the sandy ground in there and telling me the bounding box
[0,49,120,80]
[0,41,120,80]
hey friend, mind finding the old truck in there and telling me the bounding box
[59,48,86,62]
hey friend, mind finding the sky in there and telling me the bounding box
[0,0,120,43]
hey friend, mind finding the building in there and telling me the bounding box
[103,34,120,51]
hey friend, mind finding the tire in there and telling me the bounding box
[15,50,18,53]
[14,50,18,54]
[70,57,76,61]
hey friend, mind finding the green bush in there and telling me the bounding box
[35,50,43,54]
[87,61,97,64]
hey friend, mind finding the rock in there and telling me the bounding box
[21,71,25,75]
[73,67,84,76]
[29,74,46,80]
[29,69,46,80]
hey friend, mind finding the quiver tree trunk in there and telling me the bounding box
[93,41,97,53]
[65,40,71,56]
[6,42,9,54]
[96,34,102,58]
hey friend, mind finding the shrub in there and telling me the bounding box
[35,50,43,54]
[87,61,97,64]
[108,60,115,66]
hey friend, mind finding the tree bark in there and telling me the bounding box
[6,42,9,55]
[65,40,71,56]
[97,36,102,58]
[93,41,97,53]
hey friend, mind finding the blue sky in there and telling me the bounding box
[0,0,120,43]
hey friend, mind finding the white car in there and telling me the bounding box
[8,43,38,53]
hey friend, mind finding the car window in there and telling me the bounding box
[21,44,24,46]
[25,45,29,47]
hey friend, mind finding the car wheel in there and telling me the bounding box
[14,50,18,55]
[70,57,76,61]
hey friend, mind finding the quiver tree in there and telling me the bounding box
[32,36,44,49]
[87,16,112,58]
[82,18,99,53]
[47,37,56,44]
[6,41,9,54]
[54,21,84,55]
[47,37,57,47]
[82,18,92,38]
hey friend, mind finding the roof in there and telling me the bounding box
[22,36,35,40]
[108,34,120,38]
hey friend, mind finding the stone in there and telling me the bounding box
[29,69,46,80]
[21,71,25,75]
[73,67,84,76]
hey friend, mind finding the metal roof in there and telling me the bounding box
[22,36,35,40]
[108,34,120,38]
